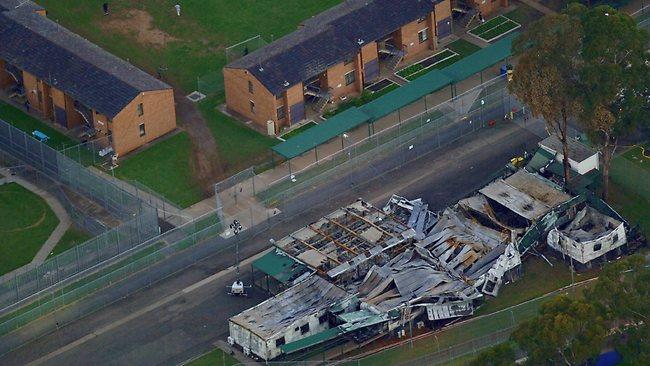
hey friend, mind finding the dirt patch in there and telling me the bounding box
[174,91,224,197]
[103,9,178,48]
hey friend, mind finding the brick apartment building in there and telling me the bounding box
[224,0,455,134]
[0,0,176,156]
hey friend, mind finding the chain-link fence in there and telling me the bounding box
[0,119,160,313]
[225,35,268,63]
[214,74,521,233]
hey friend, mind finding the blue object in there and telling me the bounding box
[500,64,508,76]
[32,130,49,142]
[595,350,622,366]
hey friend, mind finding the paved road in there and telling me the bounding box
[0,119,543,366]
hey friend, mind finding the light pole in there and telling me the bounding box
[230,219,243,277]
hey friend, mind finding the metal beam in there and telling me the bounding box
[344,208,392,237]
[289,234,341,264]
[326,217,376,249]
[310,223,358,255]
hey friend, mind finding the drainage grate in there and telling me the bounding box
[186,91,206,102]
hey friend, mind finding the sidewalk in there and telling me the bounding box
[0,168,71,281]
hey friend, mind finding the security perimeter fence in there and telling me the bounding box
[215,75,522,230]
[0,119,159,313]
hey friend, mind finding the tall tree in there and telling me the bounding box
[509,13,583,184]
[512,296,607,365]
[576,5,650,200]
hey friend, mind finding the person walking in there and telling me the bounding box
[103,2,109,16]
[175,3,181,16]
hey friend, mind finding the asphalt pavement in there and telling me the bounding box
[0,118,544,366]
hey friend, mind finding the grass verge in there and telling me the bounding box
[185,347,238,366]
[115,132,203,208]
[0,102,78,151]
[0,182,59,274]
[280,121,318,140]
[47,227,92,258]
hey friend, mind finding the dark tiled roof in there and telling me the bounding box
[0,5,171,118]
[227,0,443,95]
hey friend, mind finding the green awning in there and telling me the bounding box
[272,33,518,159]
[280,327,343,354]
[442,33,518,82]
[252,249,310,284]
[272,107,371,159]
[526,148,556,172]
[360,69,452,120]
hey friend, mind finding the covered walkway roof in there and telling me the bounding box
[272,33,518,159]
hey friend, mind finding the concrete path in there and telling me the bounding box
[0,168,71,279]
[520,0,556,15]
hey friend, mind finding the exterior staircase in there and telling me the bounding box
[380,45,406,70]
[305,85,332,112]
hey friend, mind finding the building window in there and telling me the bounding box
[593,243,602,252]
[248,80,254,94]
[276,105,286,120]
[418,29,429,43]
[344,70,356,86]
[137,103,144,116]
[139,123,146,137]
[275,337,285,347]
[300,323,310,335]
[318,314,328,324]
[344,56,355,65]
[249,100,255,114]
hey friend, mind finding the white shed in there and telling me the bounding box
[539,135,599,175]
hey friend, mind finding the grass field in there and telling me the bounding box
[280,121,318,140]
[608,144,650,237]
[469,15,521,42]
[0,182,59,274]
[0,102,79,151]
[115,132,203,208]
[47,227,92,258]
[185,347,238,366]
[504,4,543,26]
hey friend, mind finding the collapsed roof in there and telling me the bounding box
[479,170,572,221]
[556,206,623,243]
[358,247,481,313]
[229,275,348,340]
[274,199,414,279]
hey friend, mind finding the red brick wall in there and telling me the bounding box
[0,59,14,89]
[110,89,176,156]
[224,67,280,131]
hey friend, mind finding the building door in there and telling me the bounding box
[364,59,380,82]
[290,102,305,124]
[437,17,452,39]
[54,106,67,127]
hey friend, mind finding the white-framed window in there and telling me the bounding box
[344,70,356,86]
[276,105,286,120]
[138,122,146,137]
[418,28,429,43]
[249,100,255,114]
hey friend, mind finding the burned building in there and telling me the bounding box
[230,169,630,361]
[548,206,627,266]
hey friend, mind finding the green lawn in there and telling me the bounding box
[280,121,318,140]
[0,102,78,151]
[397,49,457,80]
[115,132,203,208]
[47,227,92,258]
[393,39,481,82]
[199,97,279,173]
[476,256,598,316]
[322,83,399,118]
[469,15,520,42]
[0,183,59,274]
[185,347,238,366]
[608,144,650,236]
